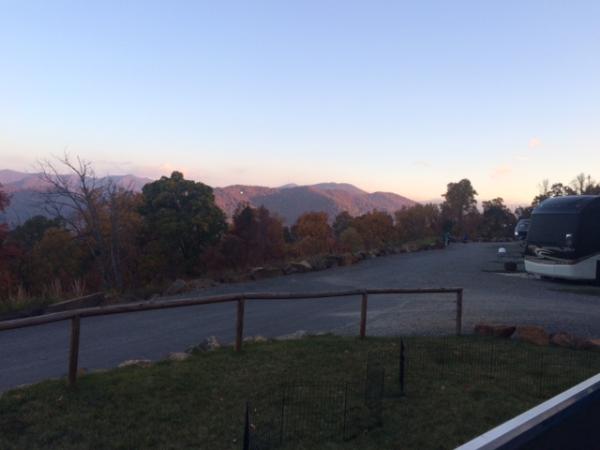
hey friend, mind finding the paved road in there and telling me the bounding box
[2,242,600,392]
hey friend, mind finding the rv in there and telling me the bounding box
[524,195,600,282]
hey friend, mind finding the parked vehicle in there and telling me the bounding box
[514,218,530,240]
[524,196,600,282]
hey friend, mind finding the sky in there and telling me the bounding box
[1,1,600,205]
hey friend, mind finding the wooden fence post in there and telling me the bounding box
[359,292,368,339]
[235,298,245,352]
[68,315,81,386]
[456,289,463,336]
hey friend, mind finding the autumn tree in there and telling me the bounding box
[292,212,334,256]
[215,205,285,269]
[441,179,479,236]
[479,198,516,239]
[8,216,63,252]
[338,227,364,252]
[395,204,440,242]
[27,228,86,296]
[139,171,227,277]
[38,154,141,291]
[332,211,354,238]
[353,210,395,250]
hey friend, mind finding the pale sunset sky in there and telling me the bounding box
[1,1,599,205]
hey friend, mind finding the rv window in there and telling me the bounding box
[528,214,580,247]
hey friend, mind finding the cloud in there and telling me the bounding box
[528,137,541,149]
[491,165,512,179]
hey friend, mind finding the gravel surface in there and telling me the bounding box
[2,242,600,392]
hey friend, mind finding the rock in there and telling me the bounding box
[474,323,516,338]
[118,359,152,368]
[276,330,308,341]
[187,336,221,353]
[168,352,190,362]
[290,260,313,273]
[250,266,284,280]
[339,253,359,266]
[325,255,343,268]
[550,332,577,349]
[515,326,550,346]
[165,279,187,296]
[243,335,269,343]
[309,256,329,271]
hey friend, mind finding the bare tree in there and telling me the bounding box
[38,153,125,291]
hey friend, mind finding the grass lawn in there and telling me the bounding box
[1,335,599,450]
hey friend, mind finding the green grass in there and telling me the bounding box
[1,335,599,450]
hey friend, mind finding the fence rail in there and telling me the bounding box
[0,287,463,386]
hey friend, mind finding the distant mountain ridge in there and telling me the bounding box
[212,183,416,224]
[0,170,417,226]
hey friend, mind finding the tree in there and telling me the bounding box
[9,216,63,252]
[38,154,138,291]
[353,210,395,250]
[27,228,85,296]
[332,211,354,238]
[139,171,227,277]
[338,227,364,252]
[0,184,18,299]
[292,212,334,256]
[441,179,478,235]
[395,204,440,242]
[215,205,285,269]
[514,206,533,219]
[479,198,516,239]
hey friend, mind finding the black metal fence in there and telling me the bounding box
[402,337,600,399]
[243,357,385,449]
[242,337,600,449]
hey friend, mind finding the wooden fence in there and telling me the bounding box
[0,287,463,386]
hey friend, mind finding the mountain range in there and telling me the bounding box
[0,170,416,226]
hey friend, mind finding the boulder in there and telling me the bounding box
[168,352,191,362]
[309,256,329,271]
[325,255,343,268]
[250,267,283,280]
[290,260,312,273]
[276,330,308,341]
[340,253,360,266]
[165,279,187,296]
[515,326,550,346]
[243,335,269,344]
[187,336,221,353]
[550,332,577,349]
[118,359,152,368]
[474,323,516,338]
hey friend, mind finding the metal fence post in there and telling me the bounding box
[243,402,250,450]
[359,292,368,339]
[456,289,463,336]
[68,315,81,387]
[399,339,405,395]
[235,298,245,352]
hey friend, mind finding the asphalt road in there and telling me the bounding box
[2,242,600,392]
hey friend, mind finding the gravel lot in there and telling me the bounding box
[2,242,600,392]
